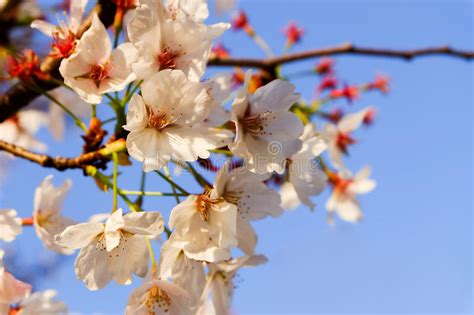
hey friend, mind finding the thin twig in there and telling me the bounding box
[0,139,125,171]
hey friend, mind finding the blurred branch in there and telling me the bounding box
[0,139,118,170]
[0,0,117,123]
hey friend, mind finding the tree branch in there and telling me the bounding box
[0,139,110,170]
[207,43,474,71]
[0,41,472,123]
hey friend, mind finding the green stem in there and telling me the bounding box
[36,88,87,132]
[155,170,189,196]
[122,80,144,106]
[163,166,181,204]
[102,117,117,125]
[120,190,188,197]
[112,152,119,212]
[185,162,211,188]
[85,166,140,212]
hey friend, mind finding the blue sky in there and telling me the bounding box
[1,0,472,314]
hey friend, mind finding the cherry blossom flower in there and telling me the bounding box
[126,276,190,315]
[31,0,88,58]
[326,166,376,223]
[211,161,283,254]
[59,14,138,104]
[54,209,164,290]
[168,189,238,262]
[0,249,32,306]
[196,255,267,315]
[123,69,232,172]
[16,290,67,315]
[33,175,75,255]
[127,0,229,81]
[157,234,206,310]
[229,71,303,174]
[322,107,373,170]
[0,109,49,153]
[281,123,328,210]
[0,209,22,243]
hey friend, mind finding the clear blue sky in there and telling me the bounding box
[1,0,472,314]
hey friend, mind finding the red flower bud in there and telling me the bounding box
[330,85,359,103]
[232,11,249,30]
[363,108,377,126]
[211,43,230,59]
[367,75,390,94]
[283,22,304,47]
[315,57,334,75]
[5,50,49,82]
[318,75,338,92]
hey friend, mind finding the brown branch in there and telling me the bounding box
[0,38,472,123]
[0,139,108,171]
[208,43,474,72]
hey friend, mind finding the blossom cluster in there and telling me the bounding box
[0,0,383,313]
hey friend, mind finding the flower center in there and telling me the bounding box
[147,108,173,131]
[196,187,221,222]
[88,63,110,88]
[240,111,275,137]
[336,132,356,154]
[145,285,171,313]
[51,30,76,58]
[157,47,179,70]
[328,173,353,196]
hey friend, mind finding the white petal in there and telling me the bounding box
[104,209,125,252]
[123,93,148,132]
[54,222,104,249]
[123,211,164,236]
[250,79,300,114]
[0,209,22,242]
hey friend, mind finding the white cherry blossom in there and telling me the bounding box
[0,209,22,243]
[211,161,283,254]
[126,276,190,315]
[196,255,267,315]
[0,249,32,306]
[281,123,328,210]
[326,166,376,223]
[17,290,67,315]
[59,14,138,104]
[123,69,232,172]
[54,209,164,290]
[31,0,88,58]
[0,109,49,153]
[33,175,75,255]
[322,107,373,171]
[157,234,206,310]
[127,0,229,81]
[229,71,303,174]
[168,190,237,262]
